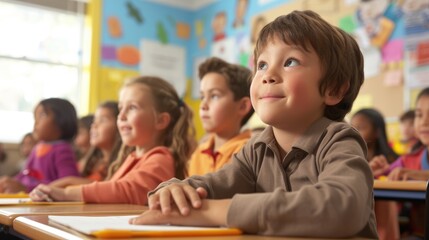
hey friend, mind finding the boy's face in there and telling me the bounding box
[199,72,243,135]
[414,95,429,146]
[251,36,327,132]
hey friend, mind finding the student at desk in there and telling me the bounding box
[371,87,429,239]
[48,101,122,188]
[130,10,377,239]
[0,98,79,193]
[30,76,196,205]
[351,108,400,240]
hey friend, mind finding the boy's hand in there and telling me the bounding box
[29,184,65,202]
[0,176,26,193]
[388,168,429,181]
[148,183,208,216]
[369,155,389,177]
[130,199,230,227]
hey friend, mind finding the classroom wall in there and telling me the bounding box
[92,0,429,140]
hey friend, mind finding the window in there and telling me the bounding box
[0,0,86,143]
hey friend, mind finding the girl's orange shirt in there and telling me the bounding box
[81,146,175,205]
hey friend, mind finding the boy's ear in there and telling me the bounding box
[155,112,171,130]
[238,97,252,116]
[324,82,350,106]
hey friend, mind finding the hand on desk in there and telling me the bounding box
[0,176,26,193]
[369,155,390,178]
[148,183,208,215]
[129,183,229,227]
[388,168,429,181]
[130,199,231,227]
[29,184,83,202]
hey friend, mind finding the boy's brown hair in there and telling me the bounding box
[198,57,254,126]
[253,10,364,121]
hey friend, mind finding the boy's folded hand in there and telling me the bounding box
[148,183,207,216]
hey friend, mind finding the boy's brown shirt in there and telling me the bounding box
[153,117,377,238]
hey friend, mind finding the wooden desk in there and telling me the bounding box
[13,215,370,240]
[0,204,147,226]
[373,180,427,201]
[373,180,428,239]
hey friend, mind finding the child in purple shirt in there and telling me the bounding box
[0,98,79,193]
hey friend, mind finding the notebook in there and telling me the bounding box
[49,215,242,238]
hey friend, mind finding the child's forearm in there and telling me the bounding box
[198,199,231,226]
[64,185,84,201]
[130,199,231,227]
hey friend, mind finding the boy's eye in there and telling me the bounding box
[285,58,299,67]
[257,61,267,70]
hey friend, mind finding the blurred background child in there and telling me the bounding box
[350,108,400,240]
[74,114,94,161]
[17,132,37,172]
[30,76,196,205]
[397,109,418,155]
[371,87,429,239]
[49,101,121,187]
[0,98,79,193]
[0,143,8,176]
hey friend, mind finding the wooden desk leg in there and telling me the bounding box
[425,181,429,239]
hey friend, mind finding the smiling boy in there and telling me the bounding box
[130,10,377,238]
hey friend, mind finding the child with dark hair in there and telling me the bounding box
[0,143,6,164]
[371,87,429,238]
[49,101,122,187]
[74,114,94,161]
[351,108,400,240]
[351,108,399,163]
[0,98,79,193]
[398,109,418,154]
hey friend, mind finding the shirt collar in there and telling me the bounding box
[200,130,252,156]
[254,117,334,155]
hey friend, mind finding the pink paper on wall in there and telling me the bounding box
[381,39,403,63]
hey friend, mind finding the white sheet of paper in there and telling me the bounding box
[49,215,227,235]
[0,198,31,205]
